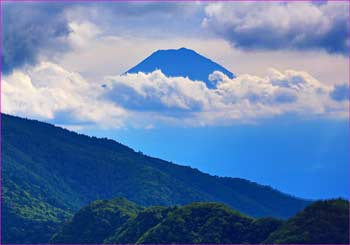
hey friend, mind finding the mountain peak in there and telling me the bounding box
[154,47,198,54]
[126,47,234,89]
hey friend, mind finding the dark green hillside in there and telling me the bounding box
[52,198,349,244]
[2,135,73,243]
[50,197,142,244]
[2,202,67,244]
[265,199,350,244]
[2,114,310,243]
[104,206,174,244]
[52,199,283,244]
[131,202,283,244]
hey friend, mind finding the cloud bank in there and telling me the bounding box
[104,69,347,126]
[3,63,348,129]
[202,2,349,55]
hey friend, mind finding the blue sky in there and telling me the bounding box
[2,1,349,200]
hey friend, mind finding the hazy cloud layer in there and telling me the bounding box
[3,63,347,129]
[202,2,349,55]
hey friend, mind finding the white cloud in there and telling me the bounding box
[67,21,102,49]
[103,69,348,126]
[202,2,349,55]
[104,70,215,112]
[2,62,126,128]
[2,62,348,129]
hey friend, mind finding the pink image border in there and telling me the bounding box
[0,0,348,244]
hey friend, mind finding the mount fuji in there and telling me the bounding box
[125,47,235,89]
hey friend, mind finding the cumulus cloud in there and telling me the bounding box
[2,62,349,129]
[2,62,348,129]
[102,69,347,126]
[2,2,201,75]
[67,21,102,49]
[202,2,349,55]
[104,71,214,113]
[2,3,71,74]
[2,62,126,128]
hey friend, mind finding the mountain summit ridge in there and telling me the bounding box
[125,47,234,89]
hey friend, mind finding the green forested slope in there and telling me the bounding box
[126,202,283,244]
[50,197,142,243]
[52,198,349,244]
[2,114,310,243]
[265,199,350,244]
[52,199,284,244]
[104,206,173,244]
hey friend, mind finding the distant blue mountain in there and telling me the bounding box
[125,47,235,89]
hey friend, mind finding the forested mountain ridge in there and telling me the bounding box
[51,198,349,244]
[265,199,350,244]
[50,197,142,244]
[2,113,310,243]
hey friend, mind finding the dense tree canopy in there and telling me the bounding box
[51,198,349,244]
[265,199,350,244]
